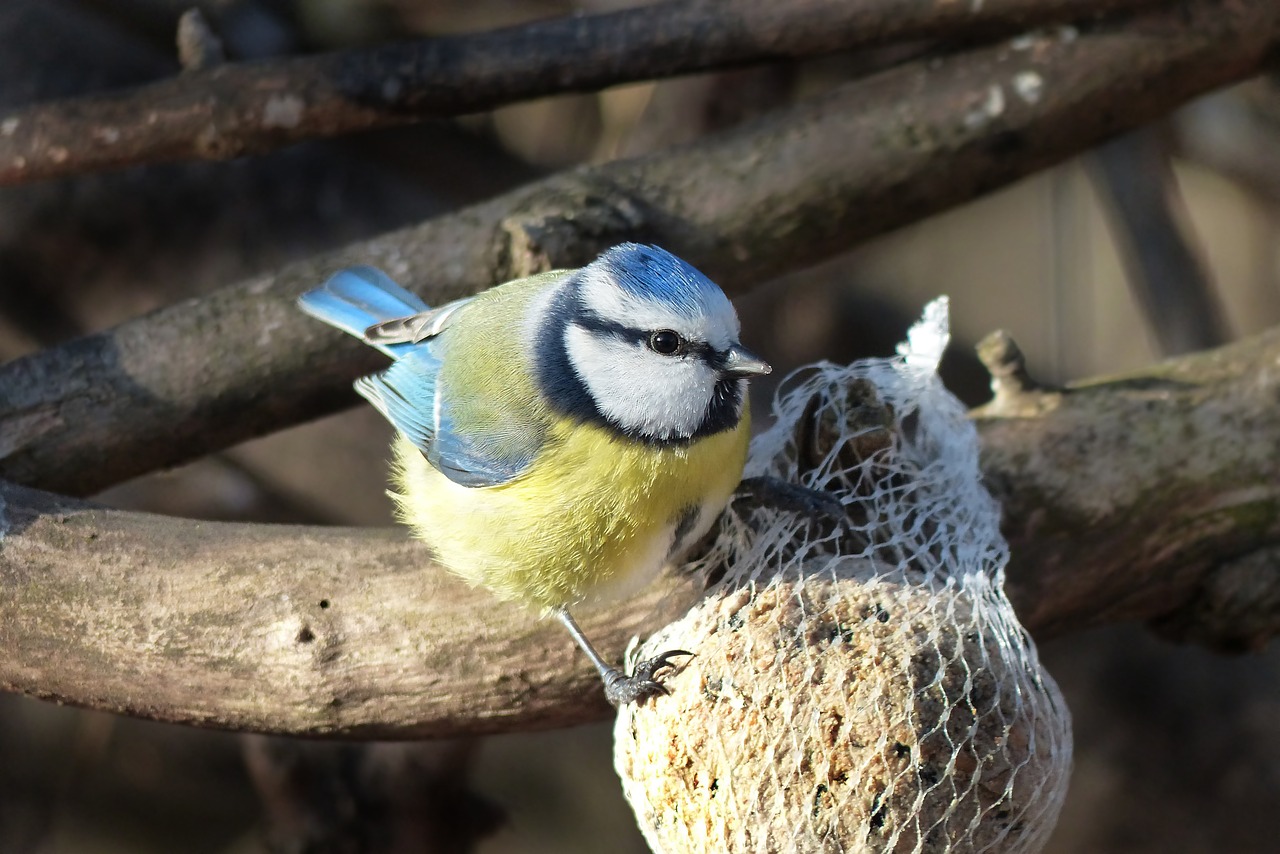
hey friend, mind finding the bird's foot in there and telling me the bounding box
[736,475,845,523]
[603,649,692,707]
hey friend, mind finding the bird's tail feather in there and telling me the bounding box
[298,266,431,358]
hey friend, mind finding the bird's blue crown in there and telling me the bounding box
[598,243,725,316]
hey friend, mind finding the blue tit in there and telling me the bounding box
[298,243,770,706]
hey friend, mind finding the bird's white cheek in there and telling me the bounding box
[564,327,709,439]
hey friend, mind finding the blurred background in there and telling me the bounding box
[1,1,1278,852]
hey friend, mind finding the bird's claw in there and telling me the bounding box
[736,475,845,523]
[603,649,693,707]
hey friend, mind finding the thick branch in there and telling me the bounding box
[977,327,1280,650]
[3,0,1277,498]
[0,481,681,736]
[3,326,1277,737]
[0,0,1159,185]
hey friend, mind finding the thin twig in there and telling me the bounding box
[0,0,1161,185]
[1,0,1276,498]
[1089,128,1230,354]
[1173,82,1280,206]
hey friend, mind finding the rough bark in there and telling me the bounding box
[2,327,1278,737]
[0,479,696,736]
[975,327,1280,651]
[0,0,1161,185]
[3,0,1278,497]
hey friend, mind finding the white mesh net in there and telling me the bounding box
[614,299,1072,854]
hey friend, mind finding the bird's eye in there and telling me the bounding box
[648,329,683,355]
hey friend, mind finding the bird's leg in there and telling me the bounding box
[735,475,846,523]
[553,608,690,708]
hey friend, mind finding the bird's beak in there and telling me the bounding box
[722,344,772,378]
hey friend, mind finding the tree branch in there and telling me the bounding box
[0,0,1160,186]
[976,328,1280,651]
[0,479,693,736]
[1173,79,1280,206]
[2,0,1277,498]
[3,325,1277,737]
[1088,128,1230,354]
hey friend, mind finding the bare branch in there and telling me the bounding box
[3,325,1277,737]
[0,0,1160,186]
[977,328,1280,650]
[2,0,1276,498]
[1089,128,1230,354]
[0,479,698,736]
[1173,79,1280,205]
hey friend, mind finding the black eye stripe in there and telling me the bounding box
[573,310,646,346]
[573,309,716,361]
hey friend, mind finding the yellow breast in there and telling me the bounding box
[389,409,751,610]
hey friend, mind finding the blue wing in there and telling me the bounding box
[352,350,442,454]
[299,265,539,488]
[355,352,541,488]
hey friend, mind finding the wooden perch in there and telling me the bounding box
[3,0,1277,498]
[3,325,1277,738]
[976,327,1280,652]
[0,0,1159,186]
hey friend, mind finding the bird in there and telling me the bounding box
[297,243,771,706]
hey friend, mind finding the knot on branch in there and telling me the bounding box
[177,9,227,72]
[493,174,653,280]
[978,330,1041,394]
[976,329,1059,416]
